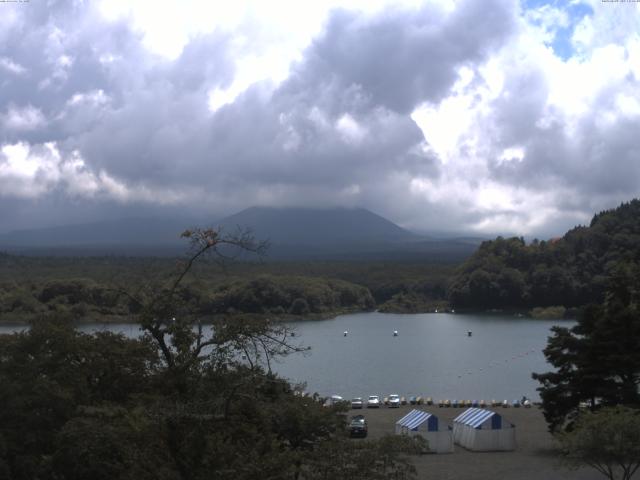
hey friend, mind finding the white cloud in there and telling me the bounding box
[0,142,191,205]
[2,105,47,131]
[336,113,367,144]
[67,90,110,107]
[0,57,26,75]
[404,0,640,235]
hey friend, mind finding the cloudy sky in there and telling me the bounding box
[1,0,639,237]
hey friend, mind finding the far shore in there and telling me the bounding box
[0,306,576,326]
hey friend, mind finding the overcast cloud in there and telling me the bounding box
[0,0,639,237]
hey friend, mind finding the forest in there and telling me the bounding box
[0,253,452,323]
[2,199,640,323]
[448,200,640,312]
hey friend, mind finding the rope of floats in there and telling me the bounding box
[341,329,542,382]
[423,348,541,383]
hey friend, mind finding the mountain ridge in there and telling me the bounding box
[0,206,480,261]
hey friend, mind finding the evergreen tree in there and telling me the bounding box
[533,265,640,432]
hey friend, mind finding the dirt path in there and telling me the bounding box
[353,404,606,480]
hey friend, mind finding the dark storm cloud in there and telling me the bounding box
[6,0,637,237]
[293,0,517,114]
[0,0,519,235]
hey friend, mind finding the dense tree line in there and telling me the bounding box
[0,275,374,323]
[207,275,375,316]
[448,200,640,310]
[0,254,452,321]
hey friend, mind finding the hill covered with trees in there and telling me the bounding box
[0,273,375,323]
[0,252,454,322]
[448,200,640,311]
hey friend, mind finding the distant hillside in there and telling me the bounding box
[0,207,481,262]
[217,206,419,245]
[448,199,640,310]
[0,217,194,252]
[216,207,481,262]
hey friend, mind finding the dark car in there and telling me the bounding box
[349,415,368,438]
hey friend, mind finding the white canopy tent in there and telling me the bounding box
[395,409,453,453]
[453,408,516,451]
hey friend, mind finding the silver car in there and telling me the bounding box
[388,394,401,408]
[367,395,381,408]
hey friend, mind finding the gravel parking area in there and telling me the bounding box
[351,404,605,480]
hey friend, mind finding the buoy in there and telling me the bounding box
[467,331,472,337]
[344,331,348,337]
[393,330,398,336]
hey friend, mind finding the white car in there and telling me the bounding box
[367,395,381,408]
[388,394,401,408]
[351,397,363,409]
[324,395,344,407]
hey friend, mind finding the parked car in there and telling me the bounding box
[323,395,344,407]
[388,394,401,408]
[349,415,368,438]
[367,395,381,408]
[351,397,363,409]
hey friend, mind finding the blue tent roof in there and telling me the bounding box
[396,409,438,432]
[454,408,503,429]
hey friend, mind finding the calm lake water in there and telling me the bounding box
[0,312,569,401]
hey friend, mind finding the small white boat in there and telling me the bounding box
[393,330,398,336]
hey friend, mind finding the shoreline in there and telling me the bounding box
[0,306,574,326]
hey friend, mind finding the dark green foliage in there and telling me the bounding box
[558,406,640,480]
[210,275,375,316]
[0,227,422,480]
[0,256,454,321]
[0,315,158,479]
[449,200,640,309]
[533,265,640,432]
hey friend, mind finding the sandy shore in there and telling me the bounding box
[353,404,604,480]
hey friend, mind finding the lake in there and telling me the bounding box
[0,312,568,401]
[276,312,567,402]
